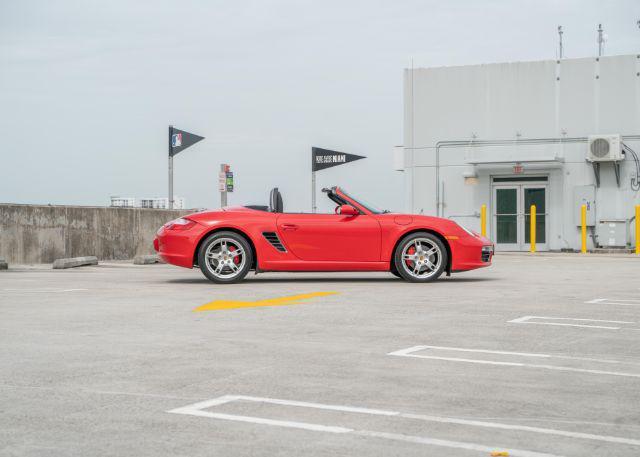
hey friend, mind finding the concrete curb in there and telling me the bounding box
[0,258,7,270]
[52,256,98,269]
[133,255,161,265]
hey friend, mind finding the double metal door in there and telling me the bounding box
[492,184,548,251]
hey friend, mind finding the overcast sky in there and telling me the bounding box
[1,0,638,212]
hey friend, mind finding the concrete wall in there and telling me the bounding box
[0,204,191,264]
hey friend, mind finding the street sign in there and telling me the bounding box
[219,164,234,205]
[225,172,234,192]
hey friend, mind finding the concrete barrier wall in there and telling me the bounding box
[0,204,192,264]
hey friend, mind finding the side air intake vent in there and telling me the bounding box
[263,232,287,252]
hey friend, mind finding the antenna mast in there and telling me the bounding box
[557,25,564,59]
[597,23,604,57]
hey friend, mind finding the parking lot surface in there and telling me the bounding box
[1,253,640,457]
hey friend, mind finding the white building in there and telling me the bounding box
[109,196,186,209]
[109,196,136,208]
[396,54,640,251]
[139,197,185,210]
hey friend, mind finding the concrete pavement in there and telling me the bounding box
[1,254,639,456]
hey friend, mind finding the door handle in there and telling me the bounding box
[282,224,298,231]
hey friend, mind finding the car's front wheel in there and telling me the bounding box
[393,232,447,283]
[198,231,253,284]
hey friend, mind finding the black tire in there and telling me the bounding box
[390,268,402,278]
[393,232,447,283]
[198,231,253,284]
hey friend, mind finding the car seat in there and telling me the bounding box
[269,188,284,213]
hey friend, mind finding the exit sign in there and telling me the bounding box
[513,164,524,174]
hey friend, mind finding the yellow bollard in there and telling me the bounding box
[480,204,487,237]
[581,204,587,253]
[636,205,640,255]
[530,205,536,253]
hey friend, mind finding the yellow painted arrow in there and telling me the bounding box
[194,291,339,312]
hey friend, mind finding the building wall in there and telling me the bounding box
[401,54,640,250]
[0,205,191,264]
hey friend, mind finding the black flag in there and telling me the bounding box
[312,147,366,172]
[169,126,205,157]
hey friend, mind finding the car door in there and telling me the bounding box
[276,213,381,262]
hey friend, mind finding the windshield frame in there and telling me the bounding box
[335,187,383,215]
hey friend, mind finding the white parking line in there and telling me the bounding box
[585,298,640,306]
[508,315,636,330]
[352,430,555,457]
[1,288,89,293]
[389,345,640,365]
[168,395,640,453]
[388,345,640,378]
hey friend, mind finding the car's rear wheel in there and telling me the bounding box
[393,232,447,283]
[198,231,253,284]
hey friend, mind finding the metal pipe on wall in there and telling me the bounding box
[433,137,587,217]
[427,135,640,217]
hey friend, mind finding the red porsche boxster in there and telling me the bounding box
[154,187,493,284]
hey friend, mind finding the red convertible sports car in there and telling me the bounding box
[154,187,493,284]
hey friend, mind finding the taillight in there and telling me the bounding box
[165,218,196,231]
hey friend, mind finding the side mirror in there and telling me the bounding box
[339,204,358,216]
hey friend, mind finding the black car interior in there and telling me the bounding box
[269,187,284,213]
[245,187,352,214]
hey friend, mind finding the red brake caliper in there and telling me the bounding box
[229,246,240,265]
[405,246,416,268]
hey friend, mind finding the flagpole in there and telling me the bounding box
[311,170,316,213]
[168,125,174,210]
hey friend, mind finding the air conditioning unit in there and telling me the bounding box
[587,134,624,162]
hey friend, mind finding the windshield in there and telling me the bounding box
[339,189,385,214]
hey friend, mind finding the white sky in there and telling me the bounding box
[1,0,638,212]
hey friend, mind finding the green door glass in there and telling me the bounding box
[524,187,546,244]
[496,188,518,244]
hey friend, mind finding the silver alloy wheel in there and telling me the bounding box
[204,237,246,279]
[400,237,442,279]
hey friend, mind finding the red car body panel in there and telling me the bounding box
[154,188,493,274]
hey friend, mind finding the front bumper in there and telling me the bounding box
[450,235,494,272]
